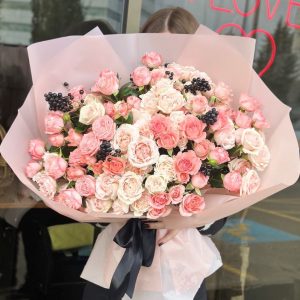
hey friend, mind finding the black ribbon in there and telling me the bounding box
[109,219,156,299]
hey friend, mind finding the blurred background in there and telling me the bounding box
[0,0,299,299]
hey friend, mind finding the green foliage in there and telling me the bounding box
[115,112,133,125]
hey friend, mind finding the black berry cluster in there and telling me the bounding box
[220,166,230,174]
[199,108,219,125]
[200,162,213,176]
[165,70,174,80]
[96,141,113,161]
[184,77,211,95]
[44,92,73,112]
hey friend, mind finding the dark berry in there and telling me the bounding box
[79,89,84,94]
[63,82,69,87]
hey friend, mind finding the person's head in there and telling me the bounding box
[141,7,199,34]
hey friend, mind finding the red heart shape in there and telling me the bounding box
[216,23,276,77]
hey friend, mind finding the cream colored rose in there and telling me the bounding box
[130,192,151,217]
[248,145,271,172]
[240,169,260,196]
[154,155,176,182]
[113,124,139,153]
[85,197,112,213]
[241,128,264,155]
[157,88,186,114]
[32,171,57,200]
[112,199,129,214]
[128,137,159,168]
[95,173,119,200]
[214,127,236,150]
[145,174,168,194]
[117,171,144,205]
[84,94,102,104]
[79,101,105,125]
[170,111,186,128]
[140,91,159,115]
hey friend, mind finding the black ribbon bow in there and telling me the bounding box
[109,219,156,299]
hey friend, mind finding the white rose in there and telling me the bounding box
[248,145,271,172]
[32,171,57,200]
[117,171,144,205]
[135,119,154,139]
[112,199,129,214]
[128,137,159,168]
[79,101,105,125]
[85,197,112,213]
[145,174,168,194]
[170,111,186,128]
[154,155,176,182]
[157,88,186,114]
[95,173,119,200]
[214,127,236,150]
[235,128,245,144]
[240,169,260,196]
[241,128,264,155]
[113,124,139,153]
[84,94,102,104]
[140,91,159,115]
[130,192,151,217]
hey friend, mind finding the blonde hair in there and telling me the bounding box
[141,7,199,34]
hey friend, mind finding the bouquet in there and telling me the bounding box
[25,51,270,219]
[1,26,298,299]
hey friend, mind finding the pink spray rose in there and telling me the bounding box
[239,94,260,112]
[252,110,270,129]
[75,175,96,197]
[65,128,83,146]
[190,95,208,114]
[54,188,82,209]
[180,115,206,143]
[25,161,42,178]
[141,51,162,68]
[194,140,215,160]
[235,111,252,128]
[126,96,141,110]
[174,150,201,182]
[149,192,171,209]
[179,194,205,217]
[44,154,68,179]
[79,132,100,156]
[32,172,57,200]
[150,114,171,138]
[103,101,115,118]
[157,130,179,149]
[66,166,86,181]
[69,85,86,103]
[147,206,172,219]
[92,115,116,141]
[131,66,151,86]
[150,68,165,85]
[223,171,242,192]
[191,173,209,189]
[28,139,45,160]
[92,69,119,95]
[168,185,185,204]
[48,133,65,147]
[209,147,230,164]
[44,112,64,135]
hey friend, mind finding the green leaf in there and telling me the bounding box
[208,158,218,166]
[117,82,139,100]
[63,113,71,122]
[49,146,60,153]
[75,122,89,133]
[186,183,194,191]
[195,188,202,196]
[167,149,173,156]
[61,146,76,158]
[67,181,76,188]
[115,112,133,125]
[209,173,224,188]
